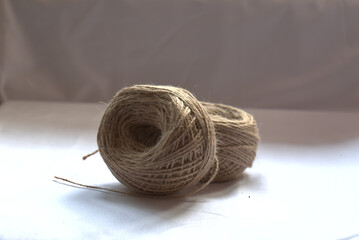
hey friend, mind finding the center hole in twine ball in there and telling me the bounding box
[129,124,162,148]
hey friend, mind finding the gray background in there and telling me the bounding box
[1,0,359,110]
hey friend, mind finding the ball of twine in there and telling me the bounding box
[97,85,218,196]
[201,102,259,183]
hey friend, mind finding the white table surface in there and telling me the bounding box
[1,101,358,240]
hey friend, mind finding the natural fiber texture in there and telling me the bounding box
[97,85,218,196]
[202,102,259,182]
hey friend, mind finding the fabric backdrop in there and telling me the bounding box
[1,0,359,110]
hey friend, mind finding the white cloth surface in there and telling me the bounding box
[1,101,359,239]
[1,0,359,110]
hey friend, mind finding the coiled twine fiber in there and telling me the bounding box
[97,85,259,196]
[97,85,218,196]
[201,102,259,183]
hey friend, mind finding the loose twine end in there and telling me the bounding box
[53,176,138,197]
[82,150,99,160]
[53,175,205,199]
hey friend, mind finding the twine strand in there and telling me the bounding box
[54,154,217,198]
[54,176,150,198]
[82,150,99,160]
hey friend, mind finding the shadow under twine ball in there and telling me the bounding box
[201,102,260,183]
[97,85,218,196]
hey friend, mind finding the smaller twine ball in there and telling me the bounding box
[201,102,260,183]
[97,85,218,196]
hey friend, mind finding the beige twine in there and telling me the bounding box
[55,85,259,197]
[201,102,259,183]
[97,85,218,196]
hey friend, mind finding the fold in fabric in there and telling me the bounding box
[0,0,358,110]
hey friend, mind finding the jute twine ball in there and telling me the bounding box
[97,85,218,196]
[201,102,260,183]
